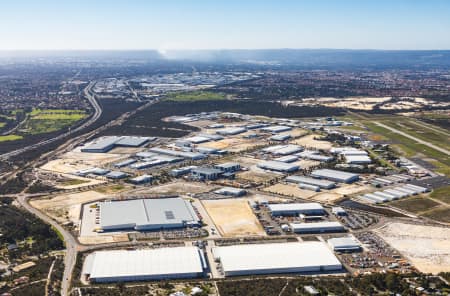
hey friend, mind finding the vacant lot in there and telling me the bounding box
[375,223,450,274]
[30,190,108,224]
[263,183,317,199]
[389,196,440,214]
[422,207,450,223]
[165,91,227,102]
[202,199,265,237]
[430,185,450,204]
[292,134,332,150]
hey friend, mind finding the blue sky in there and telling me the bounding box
[1,0,449,50]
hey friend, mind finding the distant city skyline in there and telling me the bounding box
[1,0,450,50]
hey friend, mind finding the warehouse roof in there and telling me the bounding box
[261,125,292,133]
[311,169,359,181]
[327,237,361,250]
[84,247,204,280]
[268,202,324,213]
[99,198,199,230]
[285,175,336,188]
[258,160,299,172]
[289,221,344,230]
[212,242,341,275]
[82,136,153,152]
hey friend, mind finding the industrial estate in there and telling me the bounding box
[1,51,450,296]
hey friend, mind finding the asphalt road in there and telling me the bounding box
[16,194,82,296]
[374,121,450,156]
[0,82,102,160]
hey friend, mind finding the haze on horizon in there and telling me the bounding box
[1,0,450,51]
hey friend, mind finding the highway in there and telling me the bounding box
[0,81,102,160]
[374,122,450,156]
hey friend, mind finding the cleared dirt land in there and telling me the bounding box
[263,183,317,199]
[30,190,108,223]
[291,134,333,150]
[131,181,217,195]
[375,222,450,274]
[202,199,265,237]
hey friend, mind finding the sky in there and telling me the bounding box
[1,0,450,50]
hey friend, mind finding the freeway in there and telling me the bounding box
[0,81,102,160]
[374,121,450,156]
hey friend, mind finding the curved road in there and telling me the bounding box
[0,82,102,160]
[16,194,82,296]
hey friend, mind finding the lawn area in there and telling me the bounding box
[165,91,227,102]
[430,185,450,204]
[0,134,23,142]
[389,196,440,214]
[0,122,5,128]
[20,109,87,134]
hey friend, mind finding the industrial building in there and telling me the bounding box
[274,155,298,163]
[261,125,292,133]
[170,166,197,177]
[129,174,153,184]
[327,237,361,252]
[105,171,128,179]
[81,136,153,153]
[345,155,372,164]
[289,222,345,234]
[214,162,241,173]
[191,167,223,180]
[216,127,247,136]
[263,144,303,156]
[83,247,206,282]
[98,197,200,231]
[212,242,342,276]
[361,184,429,204]
[311,169,359,183]
[297,151,334,162]
[270,134,291,141]
[257,160,299,173]
[214,187,247,197]
[268,203,325,216]
[285,175,336,189]
[148,147,206,160]
[114,159,137,168]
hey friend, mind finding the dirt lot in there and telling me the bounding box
[202,199,265,237]
[291,134,333,150]
[131,181,217,196]
[199,137,265,152]
[375,222,450,274]
[310,192,343,203]
[262,183,317,199]
[30,190,108,223]
[53,174,106,189]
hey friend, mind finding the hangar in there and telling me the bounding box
[83,247,206,282]
[98,197,200,231]
[212,242,342,276]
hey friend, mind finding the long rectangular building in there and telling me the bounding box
[268,202,325,216]
[285,175,336,189]
[257,160,299,172]
[83,247,206,282]
[311,169,359,183]
[289,222,345,234]
[212,242,342,277]
[98,197,200,231]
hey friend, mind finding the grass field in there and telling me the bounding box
[165,91,227,102]
[20,109,87,134]
[0,134,23,142]
[430,186,450,204]
[349,113,450,176]
[422,207,450,223]
[389,196,440,213]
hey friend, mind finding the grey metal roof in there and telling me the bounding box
[99,198,199,230]
[285,175,336,188]
[311,169,359,181]
[258,160,299,172]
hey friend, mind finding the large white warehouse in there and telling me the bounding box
[98,197,200,231]
[290,221,345,234]
[268,202,325,216]
[83,247,206,282]
[311,169,359,183]
[212,242,342,276]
